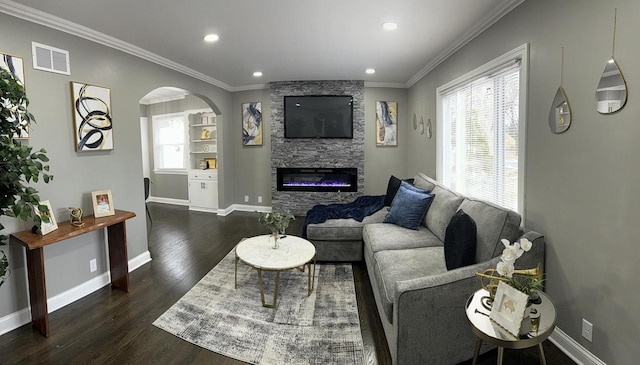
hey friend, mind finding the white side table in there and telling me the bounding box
[235,235,316,308]
[465,288,557,365]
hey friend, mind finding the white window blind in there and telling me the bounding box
[441,62,521,212]
[153,113,187,171]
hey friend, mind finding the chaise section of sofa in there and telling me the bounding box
[362,173,545,364]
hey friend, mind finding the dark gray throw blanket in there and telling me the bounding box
[302,195,386,238]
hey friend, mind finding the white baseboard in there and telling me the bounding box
[147,196,189,206]
[0,250,152,336]
[218,204,271,216]
[189,206,218,214]
[549,327,606,365]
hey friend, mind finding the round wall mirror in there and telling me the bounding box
[595,58,627,114]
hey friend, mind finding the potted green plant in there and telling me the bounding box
[1,67,53,287]
[258,210,295,249]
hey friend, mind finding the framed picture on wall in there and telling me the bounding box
[375,101,397,146]
[242,102,262,146]
[1,52,29,139]
[91,190,115,218]
[71,81,114,152]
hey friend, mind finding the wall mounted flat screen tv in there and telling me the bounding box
[284,95,353,138]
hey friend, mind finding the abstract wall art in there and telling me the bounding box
[1,52,28,139]
[376,101,397,146]
[242,101,262,146]
[71,81,113,151]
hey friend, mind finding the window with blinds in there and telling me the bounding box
[438,45,527,213]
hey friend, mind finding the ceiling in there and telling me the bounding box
[4,0,523,91]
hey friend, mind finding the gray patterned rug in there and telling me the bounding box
[153,249,364,364]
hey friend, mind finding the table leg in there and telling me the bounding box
[25,247,49,337]
[234,252,239,289]
[497,347,504,365]
[107,222,130,292]
[307,258,316,296]
[258,269,280,308]
[538,343,547,365]
[472,338,482,365]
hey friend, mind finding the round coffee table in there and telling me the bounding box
[234,235,316,308]
[465,288,556,364]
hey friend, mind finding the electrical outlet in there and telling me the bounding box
[582,319,593,342]
[258,196,263,203]
[90,259,97,273]
[244,195,249,202]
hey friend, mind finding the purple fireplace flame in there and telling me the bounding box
[277,168,357,192]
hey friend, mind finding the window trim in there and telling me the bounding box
[152,111,189,175]
[436,43,528,215]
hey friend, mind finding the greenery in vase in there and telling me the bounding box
[1,67,53,287]
[258,210,295,235]
[496,238,543,297]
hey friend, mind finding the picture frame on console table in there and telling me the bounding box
[375,101,398,147]
[34,200,58,235]
[242,102,262,146]
[91,189,115,218]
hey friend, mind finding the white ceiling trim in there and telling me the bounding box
[405,0,524,87]
[0,0,234,91]
[139,94,186,106]
[1,0,523,92]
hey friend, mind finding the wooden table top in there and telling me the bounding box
[10,209,136,250]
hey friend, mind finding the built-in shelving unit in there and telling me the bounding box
[188,111,219,212]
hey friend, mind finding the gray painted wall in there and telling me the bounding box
[407,0,639,363]
[231,89,272,206]
[0,13,233,317]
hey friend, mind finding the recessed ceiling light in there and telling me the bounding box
[203,34,219,42]
[365,68,376,75]
[382,22,398,31]
[253,71,263,77]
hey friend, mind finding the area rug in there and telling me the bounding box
[153,249,365,365]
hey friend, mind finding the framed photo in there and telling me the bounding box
[1,52,29,139]
[242,102,262,146]
[35,200,58,235]
[91,190,115,218]
[489,281,528,337]
[376,101,397,146]
[71,81,114,152]
[205,158,217,169]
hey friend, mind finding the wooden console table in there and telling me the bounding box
[10,209,136,337]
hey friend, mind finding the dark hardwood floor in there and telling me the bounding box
[0,203,574,364]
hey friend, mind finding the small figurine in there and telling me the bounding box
[68,207,85,227]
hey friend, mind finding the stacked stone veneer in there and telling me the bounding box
[271,80,364,215]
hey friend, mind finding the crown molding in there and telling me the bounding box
[364,81,407,89]
[0,0,234,92]
[406,0,524,87]
[139,94,186,105]
[231,83,270,92]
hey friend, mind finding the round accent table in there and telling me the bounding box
[235,235,316,308]
[465,288,556,365]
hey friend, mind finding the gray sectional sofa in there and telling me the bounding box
[306,173,545,364]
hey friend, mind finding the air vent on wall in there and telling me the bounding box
[31,42,70,75]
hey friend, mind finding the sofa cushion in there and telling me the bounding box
[412,172,437,192]
[306,209,387,241]
[458,198,522,263]
[425,185,464,241]
[363,222,441,256]
[384,182,434,230]
[371,247,448,323]
[444,209,477,270]
[384,175,416,206]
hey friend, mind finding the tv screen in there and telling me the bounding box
[284,95,353,138]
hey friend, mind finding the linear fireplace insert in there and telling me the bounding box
[277,168,357,192]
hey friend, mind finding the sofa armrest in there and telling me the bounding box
[392,230,545,364]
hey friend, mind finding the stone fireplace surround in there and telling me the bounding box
[271,80,365,215]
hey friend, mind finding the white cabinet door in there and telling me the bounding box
[188,180,218,210]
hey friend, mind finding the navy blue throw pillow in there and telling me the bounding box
[444,209,477,270]
[383,181,434,230]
